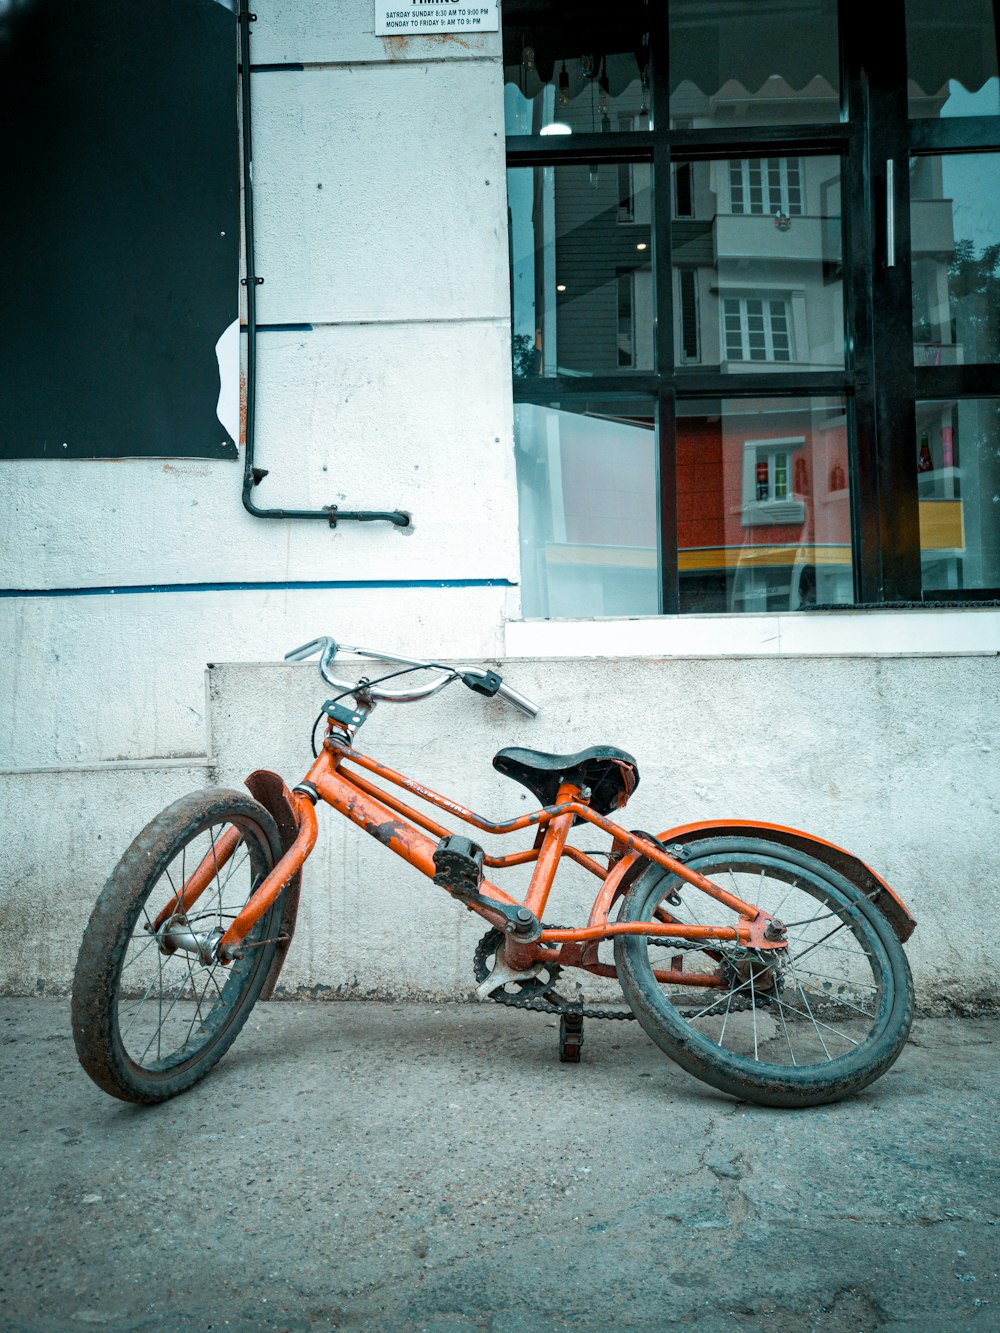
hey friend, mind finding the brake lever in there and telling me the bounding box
[462,669,503,698]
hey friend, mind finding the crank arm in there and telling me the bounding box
[450,889,542,942]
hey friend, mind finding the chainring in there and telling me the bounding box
[472,928,635,1021]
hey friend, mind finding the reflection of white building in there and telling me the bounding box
[674,154,845,375]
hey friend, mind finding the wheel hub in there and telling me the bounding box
[153,915,224,966]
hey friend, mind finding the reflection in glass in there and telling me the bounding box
[672,157,844,372]
[911,155,1000,366]
[906,0,1000,119]
[917,400,1000,592]
[669,0,840,128]
[503,14,651,136]
[675,397,853,614]
[509,165,652,379]
[514,400,658,618]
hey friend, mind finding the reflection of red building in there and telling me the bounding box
[676,407,852,611]
[515,401,853,617]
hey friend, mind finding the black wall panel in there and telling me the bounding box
[0,0,238,459]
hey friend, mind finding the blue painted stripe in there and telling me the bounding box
[1,579,515,599]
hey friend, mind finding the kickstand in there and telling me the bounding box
[558,988,584,1064]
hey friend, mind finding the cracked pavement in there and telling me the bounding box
[0,1000,997,1331]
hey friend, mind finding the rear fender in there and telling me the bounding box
[590,820,915,944]
[245,769,303,998]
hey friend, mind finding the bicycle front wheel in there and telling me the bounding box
[614,837,914,1107]
[72,789,284,1104]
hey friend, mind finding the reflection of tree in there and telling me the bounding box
[512,333,540,378]
[948,239,1000,358]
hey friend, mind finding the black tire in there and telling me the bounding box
[72,789,284,1104]
[614,837,914,1107]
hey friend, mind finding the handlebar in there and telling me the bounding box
[284,637,540,718]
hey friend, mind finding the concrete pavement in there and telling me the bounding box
[0,1000,997,1331]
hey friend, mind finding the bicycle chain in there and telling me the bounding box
[472,928,759,1022]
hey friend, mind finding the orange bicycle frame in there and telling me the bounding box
[168,721,790,987]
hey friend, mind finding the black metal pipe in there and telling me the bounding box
[237,2,410,529]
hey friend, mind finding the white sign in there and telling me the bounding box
[375,2,499,36]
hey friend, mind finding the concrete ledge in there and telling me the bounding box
[505,606,1000,658]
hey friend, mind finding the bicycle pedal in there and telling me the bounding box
[559,1011,584,1063]
[432,835,485,896]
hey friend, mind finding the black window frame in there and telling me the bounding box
[504,0,1000,612]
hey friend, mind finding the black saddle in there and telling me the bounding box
[493,746,639,816]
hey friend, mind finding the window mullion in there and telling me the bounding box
[651,5,676,613]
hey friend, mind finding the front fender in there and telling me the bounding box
[245,769,303,998]
[589,820,915,944]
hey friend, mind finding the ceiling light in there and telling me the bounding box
[556,284,567,292]
[540,122,572,136]
[636,242,648,251]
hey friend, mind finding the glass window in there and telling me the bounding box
[916,399,1000,592]
[906,0,1000,119]
[508,164,653,378]
[505,1,1000,615]
[723,297,793,363]
[675,397,853,614]
[514,399,659,618]
[678,269,701,363]
[729,158,804,217]
[669,0,840,129]
[910,154,1000,367]
[674,157,843,372]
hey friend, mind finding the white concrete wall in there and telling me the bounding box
[1,2,517,766]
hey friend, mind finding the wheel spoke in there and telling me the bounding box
[122,933,161,964]
[788,920,852,963]
[775,993,798,1065]
[682,972,755,1020]
[182,954,205,1046]
[770,991,862,1049]
[118,974,159,1040]
[717,985,735,1046]
[793,963,876,989]
[770,875,799,922]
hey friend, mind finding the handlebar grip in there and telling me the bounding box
[496,681,540,718]
[285,637,336,663]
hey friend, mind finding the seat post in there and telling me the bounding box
[504,780,581,970]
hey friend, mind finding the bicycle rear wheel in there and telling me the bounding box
[72,788,284,1104]
[614,836,914,1107]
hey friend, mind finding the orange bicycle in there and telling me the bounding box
[72,635,916,1108]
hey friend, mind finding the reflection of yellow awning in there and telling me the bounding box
[919,500,965,552]
[681,545,851,572]
[546,545,657,569]
[544,543,852,571]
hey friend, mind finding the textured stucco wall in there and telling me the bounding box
[1,4,517,764]
[5,655,995,1006]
